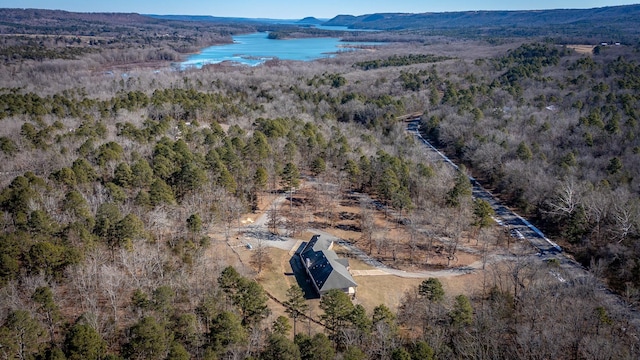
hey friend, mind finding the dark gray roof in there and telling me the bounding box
[300,235,357,293]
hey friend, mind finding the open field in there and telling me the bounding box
[566,44,595,54]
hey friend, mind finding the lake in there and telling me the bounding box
[181,32,379,68]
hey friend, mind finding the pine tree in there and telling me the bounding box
[166,342,190,360]
[272,316,292,336]
[472,199,495,233]
[218,266,242,294]
[122,316,171,360]
[208,311,247,354]
[113,162,133,187]
[310,157,326,176]
[0,310,46,360]
[418,278,445,303]
[131,159,154,187]
[32,286,61,341]
[186,213,202,234]
[232,278,270,327]
[261,334,300,360]
[350,304,372,335]
[281,162,300,191]
[149,178,176,206]
[446,168,472,207]
[296,333,335,360]
[343,346,367,360]
[64,322,106,360]
[320,289,354,344]
[284,285,309,336]
[114,213,145,250]
[281,162,300,210]
[409,341,434,360]
[391,347,412,360]
[449,294,473,326]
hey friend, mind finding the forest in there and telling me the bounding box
[0,7,640,360]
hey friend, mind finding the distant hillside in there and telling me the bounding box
[146,14,237,23]
[147,14,328,26]
[297,17,323,25]
[0,8,160,29]
[3,6,640,42]
[147,14,280,24]
[324,5,640,41]
[0,8,255,59]
[324,15,357,26]
[0,8,234,37]
[325,5,640,29]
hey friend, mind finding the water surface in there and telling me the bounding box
[182,32,379,68]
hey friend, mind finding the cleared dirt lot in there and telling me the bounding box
[214,179,526,315]
[566,44,595,54]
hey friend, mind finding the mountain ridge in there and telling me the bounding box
[323,4,640,30]
[2,5,640,41]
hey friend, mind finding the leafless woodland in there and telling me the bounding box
[0,12,639,359]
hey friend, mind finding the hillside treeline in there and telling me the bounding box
[418,42,640,295]
[0,16,639,358]
[322,5,640,43]
[0,8,256,68]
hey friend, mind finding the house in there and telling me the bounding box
[298,235,357,297]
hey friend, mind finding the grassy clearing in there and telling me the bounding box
[567,44,595,54]
[352,275,424,311]
[255,247,296,299]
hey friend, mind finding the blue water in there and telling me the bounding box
[182,32,379,68]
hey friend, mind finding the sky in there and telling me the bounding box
[2,0,638,19]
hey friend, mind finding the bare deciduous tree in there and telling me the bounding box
[546,177,584,217]
[359,200,376,255]
[250,241,272,275]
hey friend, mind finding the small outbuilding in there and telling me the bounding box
[298,235,357,297]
